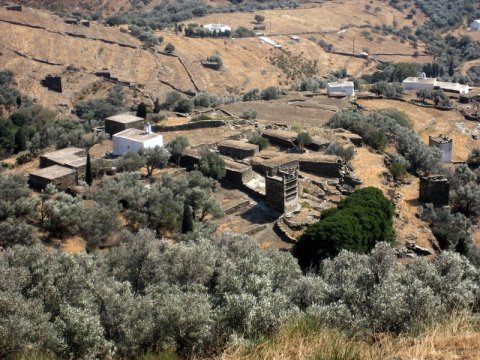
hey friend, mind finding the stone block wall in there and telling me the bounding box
[298,159,343,178]
[419,175,450,207]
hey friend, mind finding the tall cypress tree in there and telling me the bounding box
[14,127,26,154]
[85,152,93,187]
[182,202,194,234]
[136,102,147,119]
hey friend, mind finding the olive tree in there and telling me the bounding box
[141,146,170,177]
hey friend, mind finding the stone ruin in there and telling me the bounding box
[6,4,22,11]
[201,61,221,71]
[41,75,62,93]
[419,175,450,207]
[265,166,299,213]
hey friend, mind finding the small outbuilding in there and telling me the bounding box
[419,175,450,207]
[471,20,480,31]
[41,75,62,93]
[218,140,259,159]
[112,125,163,156]
[40,147,87,176]
[262,129,297,148]
[429,135,452,162]
[327,81,355,96]
[105,113,144,137]
[29,165,77,190]
[204,23,231,33]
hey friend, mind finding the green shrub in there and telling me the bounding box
[293,187,395,270]
[248,134,269,150]
[241,108,257,120]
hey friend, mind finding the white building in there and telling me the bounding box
[402,74,469,94]
[327,81,355,96]
[258,36,282,49]
[471,19,480,31]
[204,23,231,33]
[402,75,437,91]
[112,125,164,156]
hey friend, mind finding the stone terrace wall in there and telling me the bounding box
[153,120,224,132]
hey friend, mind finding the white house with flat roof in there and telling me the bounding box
[327,81,355,96]
[112,124,164,156]
[204,23,231,33]
[402,74,469,94]
[471,20,480,31]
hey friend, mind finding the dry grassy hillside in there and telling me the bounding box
[0,1,429,112]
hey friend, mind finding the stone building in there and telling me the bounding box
[181,147,254,185]
[6,4,22,11]
[308,136,331,151]
[218,140,259,159]
[40,147,87,177]
[327,81,355,96]
[298,154,344,178]
[429,135,452,163]
[262,129,297,147]
[41,75,62,93]
[265,168,299,212]
[112,125,163,156]
[419,175,450,207]
[252,153,344,178]
[251,154,299,176]
[29,165,77,190]
[105,113,144,137]
[223,158,254,185]
[201,61,221,71]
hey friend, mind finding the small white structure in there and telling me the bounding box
[204,23,231,33]
[402,73,469,94]
[112,124,164,156]
[402,73,437,91]
[258,36,282,49]
[327,81,355,96]
[471,19,480,31]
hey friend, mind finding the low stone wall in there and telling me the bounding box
[152,120,224,132]
[224,200,251,215]
[243,224,267,236]
[274,217,297,243]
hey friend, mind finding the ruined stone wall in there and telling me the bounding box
[225,167,254,185]
[298,160,343,177]
[419,175,450,207]
[266,176,286,212]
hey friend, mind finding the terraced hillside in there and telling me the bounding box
[0,0,428,112]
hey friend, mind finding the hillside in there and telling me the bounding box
[0,1,428,113]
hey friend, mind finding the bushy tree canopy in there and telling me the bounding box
[293,187,395,270]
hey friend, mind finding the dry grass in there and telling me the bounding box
[218,312,480,360]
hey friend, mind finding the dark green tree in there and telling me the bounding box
[136,102,147,119]
[14,127,26,154]
[293,187,395,270]
[85,152,93,187]
[182,202,194,234]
